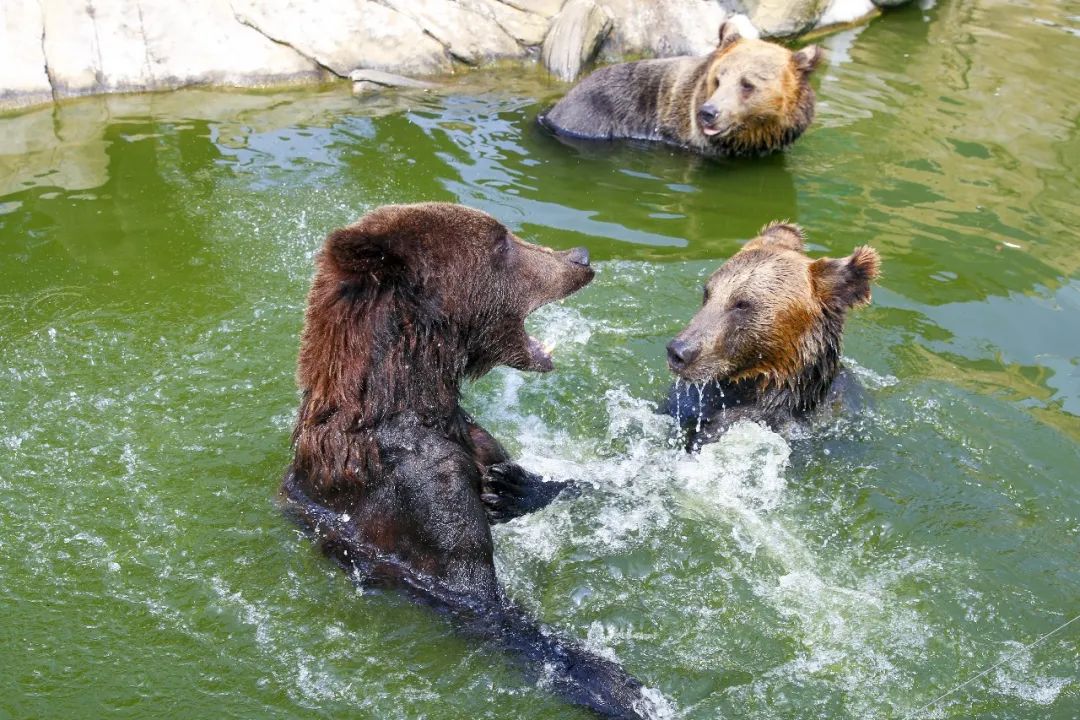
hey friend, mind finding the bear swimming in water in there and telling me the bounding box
[539,20,822,158]
[282,202,659,718]
[664,222,881,449]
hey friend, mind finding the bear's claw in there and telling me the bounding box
[481,462,577,524]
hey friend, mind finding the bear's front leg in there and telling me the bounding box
[480,463,577,524]
[462,413,577,524]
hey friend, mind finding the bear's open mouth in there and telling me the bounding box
[701,121,737,138]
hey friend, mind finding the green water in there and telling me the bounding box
[2,1,1078,718]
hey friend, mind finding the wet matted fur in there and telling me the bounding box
[282,203,659,718]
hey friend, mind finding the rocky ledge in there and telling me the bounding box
[1,0,914,112]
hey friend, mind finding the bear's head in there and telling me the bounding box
[696,21,822,143]
[666,222,880,386]
[300,203,594,410]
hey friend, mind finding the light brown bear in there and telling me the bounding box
[539,21,822,158]
[664,222,880,449]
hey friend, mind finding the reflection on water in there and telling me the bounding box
[1,0,1079,718]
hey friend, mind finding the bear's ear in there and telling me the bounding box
[717,19,741,51]
[792,45,822,75]
[746,220,806,252]
[323,221,408,285]
[810,245,881,309]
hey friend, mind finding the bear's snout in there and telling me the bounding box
[566,247,590,267]
[698,103,719,126]
[667,338,700,372]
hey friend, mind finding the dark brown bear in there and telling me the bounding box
[664,222,880,449]
[539,21,822,158]
[282,203,656,719]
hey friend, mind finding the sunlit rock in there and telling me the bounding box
[542,0,614,81]
[458,0,553,46]
[350,69,438,93]
[597,0,742,60]
[816,0,880,29]
[381,0,525,65]
[0,0,52,109]
[232,0,451,76]
[498,0,568,20]
[37,0,320,98]
[0,0,900,110]
[745,0,831,37]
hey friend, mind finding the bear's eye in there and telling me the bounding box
[731,299,752,312]
[739,78,756,94]
[702,287,711,304]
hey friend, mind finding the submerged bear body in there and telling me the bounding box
[539,21,821,158]
[283,203,656,718]
[663,222,880,449]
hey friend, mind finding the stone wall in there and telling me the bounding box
[0,0,912,112]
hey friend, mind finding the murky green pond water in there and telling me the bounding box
[2,2,1078,718]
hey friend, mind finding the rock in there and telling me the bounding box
[381,0,524,65]
[745,0,831,37]
[0,0,902,110]
[597,0,739,60]
[816,0,880,28]
[232,0,452,77]
[542,0,614,81]
[36,0,320,99]
[458,0,551,46]
[0,0,53,109]
[497,0,567,20]
[350,69,438,93]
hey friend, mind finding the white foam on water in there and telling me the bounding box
[666,421,936,716]
[635,685,679,720]
[843,356,899,390]
[528,302,593,350]
[989,642,1073,705]
[482,284,947,717]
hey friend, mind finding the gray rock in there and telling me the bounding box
[816,0,879,28]
[458,0,551,46]
[597,0,733,60]
[0,0,53,109]
[0,0,899,111]
[381,0,524,65]
[542,0,614,81]
[745,0,831,37]
[350,69,438,93]
[37,0,320,98]
[497,0,567,20]
[232,0,452,77]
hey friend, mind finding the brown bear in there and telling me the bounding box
[664,221,880,449]
[538,20,822,158]
[281,203,656,719]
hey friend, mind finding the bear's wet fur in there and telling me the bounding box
[282,203,656,719]
[538,20,821,158]
[663,221,880,449]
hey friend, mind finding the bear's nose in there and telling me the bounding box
[566,247,590,267]
[698,103,719,125]
[666,339,700,370]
